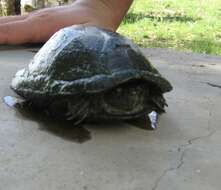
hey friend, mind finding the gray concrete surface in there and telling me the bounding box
[0,47,221,190]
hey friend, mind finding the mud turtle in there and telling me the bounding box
[10,25,172,127]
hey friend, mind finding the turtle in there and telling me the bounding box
[8,25,173,128]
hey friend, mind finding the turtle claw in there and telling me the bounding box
[148,111,158,130]
[3,96,26,108]
[126,111,158,130]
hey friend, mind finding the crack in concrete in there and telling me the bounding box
[152,110,215,190]
[151,149,186,190]
[151,167,173,190]
[206,82,221,89]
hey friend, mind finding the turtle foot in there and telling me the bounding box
[148,111,158,130]
[126,111,158,130]
[3,96,26,109]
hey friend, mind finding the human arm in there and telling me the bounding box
[0,0,133,44]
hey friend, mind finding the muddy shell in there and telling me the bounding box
[11,25,173,125]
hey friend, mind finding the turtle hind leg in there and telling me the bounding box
[67,109,89,126]
[45,98,89,126]
[66,101,90,126]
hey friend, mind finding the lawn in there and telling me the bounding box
[118,0,221,55]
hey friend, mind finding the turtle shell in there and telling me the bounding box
[11,25,172,100]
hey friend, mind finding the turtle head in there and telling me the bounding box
[102,80,149,118]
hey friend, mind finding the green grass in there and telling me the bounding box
[118,0,221,55]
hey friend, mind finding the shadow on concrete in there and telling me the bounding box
[14,107,92,143]
[0,43,43,51]
[13,105,155,141]
[3,91,154,142]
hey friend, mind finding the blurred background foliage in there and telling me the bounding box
[0,0,72,15]
[119,0,221,55]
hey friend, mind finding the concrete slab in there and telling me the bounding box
[0,47,221,190]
